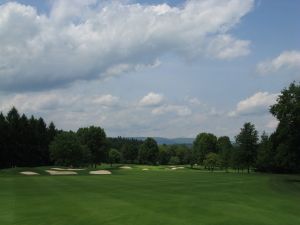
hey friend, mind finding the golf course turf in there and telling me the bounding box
[0,166,299,225]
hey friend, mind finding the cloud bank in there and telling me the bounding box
[0,0,253,92]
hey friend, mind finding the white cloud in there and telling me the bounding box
[266,117,279,129]
[139,92,164,107]
[0,92,120,113]
[92,94,119,106]
[152,104,192,116]
[257,50,300,74]
[207,34,251,59]
[0,0,254,91]
[188,97,202,105]
[229,92,278,117]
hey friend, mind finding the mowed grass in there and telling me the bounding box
[0,166,299,225]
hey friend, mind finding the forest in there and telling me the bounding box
[0,82,299,173]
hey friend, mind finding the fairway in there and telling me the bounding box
[0,168,300,225]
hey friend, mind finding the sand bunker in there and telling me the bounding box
[46,170,77,175]
[20,171,39,175]
[89,170,112,175]
[142,168,149,171]
[120,166,132,169]
[169,166,185,170]
[51,168,85,171]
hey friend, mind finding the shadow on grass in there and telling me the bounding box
[285,179,300,183]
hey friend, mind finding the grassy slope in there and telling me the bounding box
[0,166,299,225]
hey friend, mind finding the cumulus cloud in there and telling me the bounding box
[229,92,278,117]
[0,0,253,92]
[152,104,192,116]
[207,34,251,59]
[139,92,164,107]
[257,50,300,74]
[92,94,119,106]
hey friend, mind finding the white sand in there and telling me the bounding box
[142,168,149,171]
[20,171,39,175]
[51,167,85,171]
[177,167,185,169]
[171,167,177,170]
[89,170,112,175]
[120,166,132,169]
[46,170,77,175]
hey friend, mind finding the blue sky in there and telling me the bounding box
[0,0,299,138]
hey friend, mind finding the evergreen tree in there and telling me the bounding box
[235,122,258,173]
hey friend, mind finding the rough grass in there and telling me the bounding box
[0,165,299,225]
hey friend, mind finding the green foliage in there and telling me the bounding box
[235,122,258,173]
[121,143,139,163]
[108,149,121,166]
[217,136,232,171]
[139,138,159,165]
[50,132,91,167]
[169,156,180,165]
[0,107,57,169]
[193,133,217,164]
[77,126,108,166]
[270,82,300,172]
[158,145,171,165]
[256,132,274,172]
[203,152,220,171]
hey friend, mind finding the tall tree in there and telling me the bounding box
[270,82,300,172]
[203,152,220,172]
[138,138,159,165]
[193,133,217,165]
[0,113,8,168]
[121,143,138,163]
[108,149,121,166]
[235,122,258,173]
[256,132,274,172]
[50,132,91,167]
[77,126,108,167]
[217,136,232,172]
[158,145,171,165]
[6,107,20,167]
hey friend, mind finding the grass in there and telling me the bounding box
[0,165,299,225]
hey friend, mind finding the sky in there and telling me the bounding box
[0,0,299,139]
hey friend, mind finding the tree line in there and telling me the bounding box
[0,82,299,173]
[0,107,56,168]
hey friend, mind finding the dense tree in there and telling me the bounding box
[269,82,300,173]
[108,137,144,152]
[77,126,108,167]
[138,138,159,165]
[121,143,138,163]
[0,107,58,169]
[108,149,121,166]
[193,133,217,165]
[203,153,220,171]
[169,156,180,165]
[158,145,171,165]
[256,132,274,172]
[235,122,258,173]
[217,136,232,172]
[50,132,91,167]
[0,113,8,168]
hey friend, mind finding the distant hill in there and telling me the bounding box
[130,137,194,145]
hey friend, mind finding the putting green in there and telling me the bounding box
[0,167,299,225]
